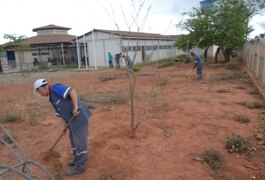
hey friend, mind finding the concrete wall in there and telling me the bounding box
[240,40,265,85]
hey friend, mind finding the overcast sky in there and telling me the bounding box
[0,0,264,44]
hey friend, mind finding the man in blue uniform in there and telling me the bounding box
[190,52,203,80]
[108,52,113,68]
[33,79,92,176]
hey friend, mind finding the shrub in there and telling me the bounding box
[201,148,223,171]
[234,115,250,123]
[225,135,249,153]
[225,61,240,70]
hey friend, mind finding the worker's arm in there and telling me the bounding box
[69,88,80,116]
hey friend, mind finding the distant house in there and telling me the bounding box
[76,29,181,68]
[2,24,76,69]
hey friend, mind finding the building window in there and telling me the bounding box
[146,46,152,50]
[132,46,141,51]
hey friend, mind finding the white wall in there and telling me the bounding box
[79,31,178,67]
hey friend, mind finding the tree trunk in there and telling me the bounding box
[224,48,232,62]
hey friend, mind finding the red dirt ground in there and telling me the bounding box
[1,62,265,180]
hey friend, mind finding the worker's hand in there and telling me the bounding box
[72,107,80,117]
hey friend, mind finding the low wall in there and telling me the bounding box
[240,41,265,86]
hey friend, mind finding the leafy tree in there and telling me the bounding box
[176,0,265,62]
[3,34,28,51]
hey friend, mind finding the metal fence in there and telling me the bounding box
[0,124,54,179]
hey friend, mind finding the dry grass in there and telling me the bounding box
[0,110,23,123]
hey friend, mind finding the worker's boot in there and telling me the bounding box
[65,167,85,176]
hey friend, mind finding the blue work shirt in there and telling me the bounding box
[49,83,92,129]
[194,55,203,68]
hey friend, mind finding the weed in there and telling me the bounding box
[201,148,223,171]
[220,101,229,105]
[156,78,169,86]
[225,135,249,153]
[0,110,23,123]
[53,162,63,179]
[28,111,38,126]
[247,102,265,109]
[235,86,246,90]
[81,92,128,105]
[99,75,117,82]
[234,115,250,123]
[249,90,259,95]
[217,89,230,93]
[238,101,247,106]
[225,61,240,70]
[238,101,265,109]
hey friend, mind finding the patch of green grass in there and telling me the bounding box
[225,135,249,153]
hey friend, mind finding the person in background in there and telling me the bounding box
[33,79,92,176]
[108,52,113,68]
[0,59,3,72]
[204,48,208,62]
[33,57,39,67]
[190,52,203,80]
[122,54,133,72]
[115,53,122,69]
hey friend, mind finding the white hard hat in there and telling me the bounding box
[33,79,48,93]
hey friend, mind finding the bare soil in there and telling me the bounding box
[1,62,265,180]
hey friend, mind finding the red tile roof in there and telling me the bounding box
[25,34,76,45]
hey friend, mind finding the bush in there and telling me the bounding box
[201,148,223,171]
[225,61,240,70]
[234,115,250,123]
[225,135,249,153]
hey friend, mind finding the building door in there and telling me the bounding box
[6,50,16,67]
